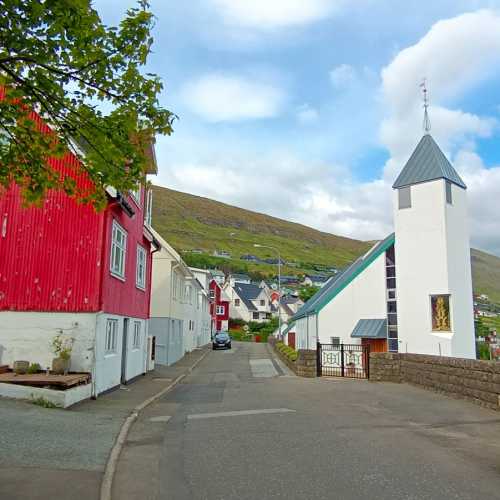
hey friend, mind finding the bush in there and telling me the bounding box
[275,342,298,362]
[27,363,41,374]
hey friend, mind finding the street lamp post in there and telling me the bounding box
[254,244,281,338]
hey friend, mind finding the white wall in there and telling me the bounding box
[318,252,387,345]
[0,311,96,373]
[394,179,475,358]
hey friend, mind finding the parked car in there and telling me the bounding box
[213,332,231,350]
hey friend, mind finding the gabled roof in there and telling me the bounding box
[393,134,466,189]
[233,282,263,312]
[292,233,395,321]
[351,319,387,339]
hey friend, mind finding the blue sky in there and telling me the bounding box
[95,0,500,256]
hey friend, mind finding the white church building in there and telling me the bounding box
[292,133,476,359]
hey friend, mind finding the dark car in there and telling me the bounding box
[212,332,231,350]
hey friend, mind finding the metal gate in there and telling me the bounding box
[317,343,370,379]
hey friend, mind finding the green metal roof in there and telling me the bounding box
[292,233,395,321]
[351,319,387,339]
[393,134,466,190]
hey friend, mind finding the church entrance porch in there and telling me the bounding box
[317,343,370,379]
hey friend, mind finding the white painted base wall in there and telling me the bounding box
[0,382,92,408]
[0,311,149,396]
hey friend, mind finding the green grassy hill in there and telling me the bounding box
[151,185,500,302]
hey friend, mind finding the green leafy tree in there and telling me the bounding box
[0,0,175,207]
[298,285,320,302]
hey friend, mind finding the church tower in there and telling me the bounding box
[393,133,476,358]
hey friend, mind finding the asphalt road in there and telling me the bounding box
[114,342,500,500]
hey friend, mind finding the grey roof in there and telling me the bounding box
[231,273,250,280]
[393,134,466,190]
[306,275,330,282]
[292,233,395,321]
[234,283,262,312]
[351,319,387,339]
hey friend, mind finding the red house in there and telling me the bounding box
[209,279,229,333]
[0,111,159,396]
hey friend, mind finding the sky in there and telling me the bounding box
[95,0,500,256]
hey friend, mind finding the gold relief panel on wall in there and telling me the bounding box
[431,294,451,332]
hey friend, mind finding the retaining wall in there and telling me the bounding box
[370,352,500,410]
[268,337,317,378]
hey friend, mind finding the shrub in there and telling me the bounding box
[27,363,41,374]
[275,342,298,362]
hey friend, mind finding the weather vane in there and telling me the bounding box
[420,79,431,133]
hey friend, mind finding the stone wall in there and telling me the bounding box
[370,352,500,410]
[268,337,317,378]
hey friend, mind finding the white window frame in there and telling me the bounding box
[144,188,153,226]
[216,305,225,316]
[105,319,118,354]
[130,184,141,206]
[132,321,141,350]
[136,245,147,290]
[110,220,127,280]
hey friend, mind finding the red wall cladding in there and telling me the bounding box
[0,156,104,312]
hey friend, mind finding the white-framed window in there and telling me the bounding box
[136,245,147,290]
[110,220,127,279]
[105,319,118,354]
[144,188,153,226]
[209,289,215,300]
[132,321,141,349]
[330,337,340,345]
[234,298,240,307]
[216,305,225,315]
[130,184,141,206]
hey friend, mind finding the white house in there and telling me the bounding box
[302,275,332,288]
[292,133,476,359]
[224,282,273,322]
[149,230,211,366]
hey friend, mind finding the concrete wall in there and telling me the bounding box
[394,179,475,358]
[370,352,500,410]
[0,311,96,373]
[268,337,316,377]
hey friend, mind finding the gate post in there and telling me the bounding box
[366,344,370,379]
[316,342,321,376]
[340,343,345,377]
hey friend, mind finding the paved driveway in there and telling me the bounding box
[114,342,500,499]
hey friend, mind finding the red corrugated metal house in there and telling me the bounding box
[0,108,159,396]
[209,279,229,333]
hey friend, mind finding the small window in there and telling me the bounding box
[386,246,395,266]
[388,313,398,326]
[252,312,259,319]
[388,338,399,352]
[330,337,340,346]
[105,319,118,354]
[216,305,225,315]
[387,301,397,314]
[445,181,453,205]
[398,186,411,209]
[387,326,398,339]
[386,278,396,290]
[386,266,396,278]
[209,289,215,300]
[136,245,147,290]
[431,294,452,332]
[110,221,127,279]
[260,300,265,306]
[234,298,240,306]
[387,289,396,300]
[132,321,141,349]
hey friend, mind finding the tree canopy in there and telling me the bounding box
[0,0,175,207]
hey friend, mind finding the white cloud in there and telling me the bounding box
[180,74,286,122]
[329,64,357,88]
[296,104,319,124]
[211,0,341,29]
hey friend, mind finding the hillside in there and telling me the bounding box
[151,185,500,301]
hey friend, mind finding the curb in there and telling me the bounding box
[99,347,211,500]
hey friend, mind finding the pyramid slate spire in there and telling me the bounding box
[392,134,466,190]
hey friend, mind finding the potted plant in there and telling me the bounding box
[51,333,75,375]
